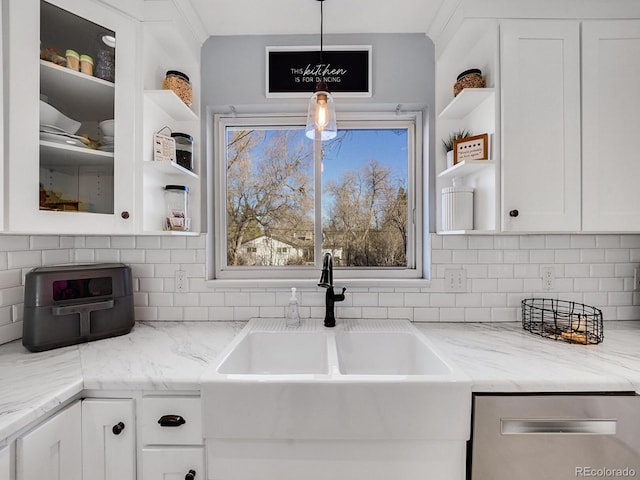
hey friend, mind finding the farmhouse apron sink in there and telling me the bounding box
[201,318,471,480]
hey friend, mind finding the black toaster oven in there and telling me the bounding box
[23,263,134,352]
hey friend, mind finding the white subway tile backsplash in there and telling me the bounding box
[605,249,630,263]
[596,235,621,248]
[504,250,529,264]
[545,235,570,248]
[519,235,545,249]
[145,249,171,263]
[95,249,120,263]
[468,236,494,249]
[494,236,519,249]
[478,250,503,264]
[85,237,111,248]
[29,236,60,250]
[42,249,72,265]
[529,249,555,263]
[554,249,580,263]
[0,233,638,334]
[8,251,42,269]
[570,235,596,248]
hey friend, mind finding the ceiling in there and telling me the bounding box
[182,0,448,36]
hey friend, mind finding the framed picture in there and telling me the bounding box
[266,46,372,98]
[453,133,489,165]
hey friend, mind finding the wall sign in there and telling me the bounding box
[453,133,489,165]
[266,46,372,98]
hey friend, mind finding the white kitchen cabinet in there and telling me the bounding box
[582,20,640,231]
[5,0,138,234]
[16,401,81,480]
[500,20,581,232]
[0,446,10,480]
[82,398,135,480]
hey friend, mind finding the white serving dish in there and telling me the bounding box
[39,101,81,134]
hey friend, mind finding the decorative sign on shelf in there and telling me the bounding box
[453,133,489,165]
[266,46,372,98]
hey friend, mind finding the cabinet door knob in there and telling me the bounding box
[121,211,130,219]
[509,209,519,218]
[185,469,196,480]
[158,414,186,427]
[112,422,125,435]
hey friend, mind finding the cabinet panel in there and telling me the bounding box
[0,446,10,480]
[582,20,640,231]
[501,20,581,231]
[16,401,81,480]
[82,399,135,480]
[141,447,203,480]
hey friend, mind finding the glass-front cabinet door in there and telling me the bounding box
[6,0,137,234]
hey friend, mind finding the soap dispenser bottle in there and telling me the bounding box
[286,287,300,327]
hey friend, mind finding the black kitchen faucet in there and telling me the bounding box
[318,252,346,327]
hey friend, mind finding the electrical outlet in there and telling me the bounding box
[445,268,466,292]
[175,270,187,292]
[541,266,555,291]
[634,268,640,291]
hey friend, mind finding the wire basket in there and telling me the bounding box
[521,298,603,345]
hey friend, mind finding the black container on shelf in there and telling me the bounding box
[171,132,194,171]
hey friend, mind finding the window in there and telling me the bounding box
[212,113,423,281]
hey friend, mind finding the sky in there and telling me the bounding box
[322,129,408,185]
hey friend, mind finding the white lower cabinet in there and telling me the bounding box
[0,446,10,480]
[16,401,82,480]
[140,395,204,480]
[82,399,135,480]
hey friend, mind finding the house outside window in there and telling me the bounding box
[212,113,424,281]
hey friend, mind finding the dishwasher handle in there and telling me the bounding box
[501,418,617,435]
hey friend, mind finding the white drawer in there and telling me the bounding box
[140,396,202,446]
[141,447,203,480]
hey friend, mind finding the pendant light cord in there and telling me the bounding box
[320,0,324,64]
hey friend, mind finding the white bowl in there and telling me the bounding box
[99,119,115,137]
[39,101,81,134]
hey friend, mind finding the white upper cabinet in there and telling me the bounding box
[582,20,640,231]
[5,0,138,234]
[500,20,581,232]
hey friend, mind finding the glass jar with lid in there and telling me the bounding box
[164,185,190,231]
[171,132,194,171]
[163,70,193,107]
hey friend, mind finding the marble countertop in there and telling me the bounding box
[2,319,640,444]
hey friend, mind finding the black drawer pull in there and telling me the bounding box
[509,209,519,217]
[185,469,196,480]
[158,414,186,427]
[112,421,125,435]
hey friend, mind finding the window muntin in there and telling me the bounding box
[214,114,422,281]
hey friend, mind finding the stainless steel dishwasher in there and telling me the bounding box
[470,394,640,479]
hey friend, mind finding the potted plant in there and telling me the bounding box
[442,129,472,169]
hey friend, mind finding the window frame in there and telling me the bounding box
[211,111,424,282]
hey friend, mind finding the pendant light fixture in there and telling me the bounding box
[305,0,337,141]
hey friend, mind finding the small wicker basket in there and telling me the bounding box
[521,298,603,345]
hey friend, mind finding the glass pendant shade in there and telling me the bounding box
[305,85,337,140]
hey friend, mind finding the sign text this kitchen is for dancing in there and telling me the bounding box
[266,46,372,98]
